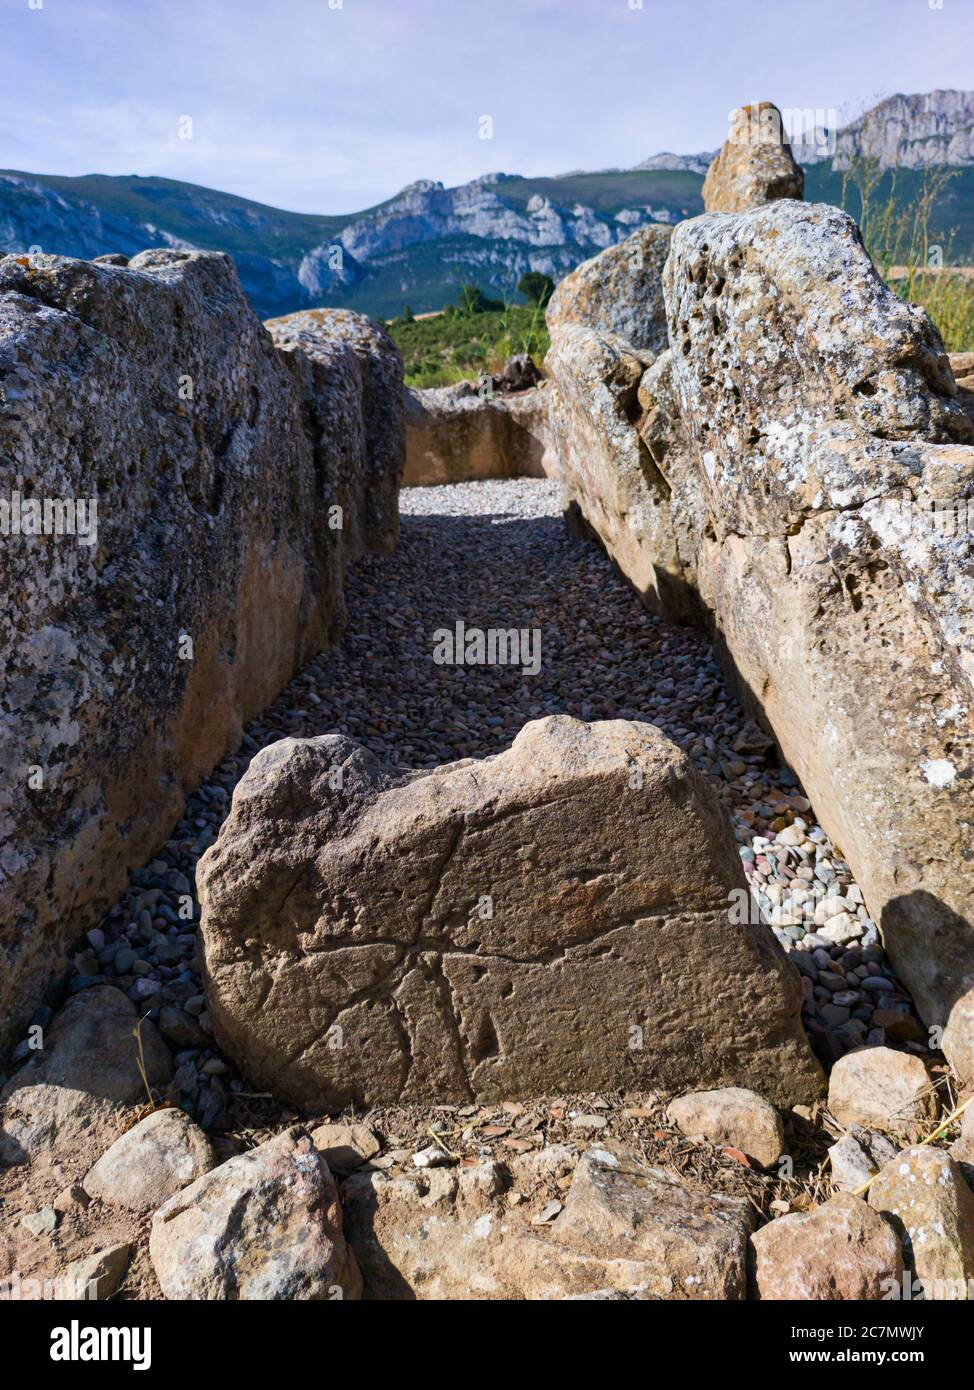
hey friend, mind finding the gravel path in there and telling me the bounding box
[30,479,930,1127]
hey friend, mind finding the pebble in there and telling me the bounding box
[413,1144,454,1168]
[533,1199,564,1224]
[22,1207,58,1237]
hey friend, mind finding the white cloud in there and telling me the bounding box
[1,0,972,211]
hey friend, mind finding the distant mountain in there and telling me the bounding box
[827,89,974,170]
[0,167,702,319]
[2,89,972,321]
[631,151,717,175]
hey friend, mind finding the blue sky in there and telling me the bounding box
[3,0,972,213]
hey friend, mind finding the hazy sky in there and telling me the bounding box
[3,0,972,213]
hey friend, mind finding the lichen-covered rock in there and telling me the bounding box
[0,252,403,1051]
[548,197,974,1081]
[868,1146,974,1299]
[750,1194,903,1300]
[197,715,822,1110]
[546,225,673,353]
[0,986,171,1165]
[661,202,974,1078]
[403,381,552,485]
[542,226,695,618]
[149,1125,361,1300]
[266,306,403,554]
[701,102,804,212]
[544,324,695,618]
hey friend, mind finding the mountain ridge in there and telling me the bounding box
[2,89,972,320]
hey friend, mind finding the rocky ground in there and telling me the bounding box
[1,478,965,1300]
[48,477,930,1095]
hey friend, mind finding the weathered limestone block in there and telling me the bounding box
[663,201,974,1079]
[341,1143,755,1300]
[543,226,696,619]
[546,224,673,352]
[403,381,552,485]
[266,307,403,553]
[701,102,804,213]
[547,197,974,1081]
[0,251,403,1050]
[198,715,822,1109]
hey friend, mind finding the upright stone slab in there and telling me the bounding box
[544,191,974,1083]
[0,251,403,1050]
[543,225,697,617]
[198,715,822,1109]
[662,201,974,1080]
[266,307,404,556]
[701,101,804,212]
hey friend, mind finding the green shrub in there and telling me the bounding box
[840,159,974,351]
[388,303,551,389]
[517,271,554,306]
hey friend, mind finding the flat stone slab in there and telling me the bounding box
[198,715,822,1109]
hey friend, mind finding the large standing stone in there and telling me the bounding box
[0,252,403,1052]
[546,194,974,1081]
[663,202,974,1080]
[149,1126,361,1300]
[198,715,822,1109]
[868,1146,974,1299]
[543,226,695,618]
[403,382,552,486]
[701,102,804,212]
[546,225,673,352]
[750,1194,903,1300]
[0,986,171,1165]
[266,307,403,555]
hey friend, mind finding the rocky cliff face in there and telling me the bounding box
[0,250,403,1049]
[829,89,974,170]
[337,174,651,261]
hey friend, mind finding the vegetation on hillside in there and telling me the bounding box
[834,159,974,351]
[388,287,551,388]
[388,159,974,388]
